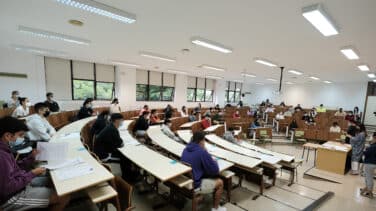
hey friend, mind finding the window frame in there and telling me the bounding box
[186,77,214,102]
[225,81,242,103]
[136,70,175,102]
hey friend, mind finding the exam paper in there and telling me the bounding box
[59,132,80,140]
[36,142,68,162]
[54,162,94,181]
[42,157,83,170]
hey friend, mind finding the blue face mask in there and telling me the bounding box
[9,137,25,147]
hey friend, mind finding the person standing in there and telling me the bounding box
[349,124,366,175]
[360,132,376,198]
[44,92,60,112]
[109,98,121,114]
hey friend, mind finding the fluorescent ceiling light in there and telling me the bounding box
[340,47,359,60]
[357,64,370,71]
[18,25,90,45]
[255,82,264,85]
[373,79,376,82]
[323,80,332,84]
[139,51,176,62]
[368,73,376,78]
[55,0,136,24]
[241,73,256,78]
[288,69,303,75]
[191,37,232,53]
[309,76,320,80]
[267,78,277,82]
[110,60,140,67]
[200,64,225,72]
[206,75,223,80]
[254,58,277,67]
[302,3,339,37]
[12,44,67,56]
[166,69,188,75]
[286,81,294,85]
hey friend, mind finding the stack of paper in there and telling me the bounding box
[36,142,68,162]
[54,162,94,181]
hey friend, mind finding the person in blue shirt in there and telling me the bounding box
[181,131,226,211]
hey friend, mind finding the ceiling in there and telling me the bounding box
[0,0,375,84]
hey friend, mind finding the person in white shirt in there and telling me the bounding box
[25,102,56,142]
[334,108,346,117]
[180,106,188,117]
[329,122,341,133]
[7,90,20,108]
[161,119,182,143]
[12,97,30,118]
[109,98,121,114]
[264,105,275,113]
[275,111,285,120]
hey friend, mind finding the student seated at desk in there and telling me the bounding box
[44,92,60,113]
[232,110,240,119]
[180,106,188,117]
[139,104,149,116]
[264,105,274,113]
[109,98,121,114]
[360,132,376,198]
[161,119,182,143]
[181,131,226,211]
[150,109,161,125]
[345,111,355,122]
[212,111,223,125]
[250,118,261,129]
[283,108,294,117]
[294,104,302,112]
[305,115,315,126]
[133,111,150,137]
[77,98,94,120]
[334,108,346,117]
[6,90,20,108]
[12,97,30,118]
[223,127,241,145]
[0,116,69,211]
[90,110,110,137]
[329,122,341,133]
[309,108,317,117]
[26,103,56,142]
[188,110,197,122]
[316,104,326,113]
[275,111,285,120]
[201,114,212,129]
[289,119,298,130]
[164,104,173,119]
[204,107,213,117]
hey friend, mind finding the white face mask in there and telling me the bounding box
[26,102,32,107]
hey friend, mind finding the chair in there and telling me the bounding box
[114,176,135,211]
[293,129,306,143]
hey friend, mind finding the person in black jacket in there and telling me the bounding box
[133,111,150,137]
[360,132,376,198]
[164,104,173,119]
[44,92,60,112]
[77,98,94,120]
[90,110,110,138]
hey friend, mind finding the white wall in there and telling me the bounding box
[244,82,367,111]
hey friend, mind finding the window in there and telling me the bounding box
[96,82,114,100]
[136,70,175,101]
[186,77,215,102]
[225,81,242,103]
[73,80,94,100]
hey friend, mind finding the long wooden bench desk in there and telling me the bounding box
[49,117,114,197]
[179,121,199,129]
[203,124,223,133]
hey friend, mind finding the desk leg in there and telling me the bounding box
[314,149,317,166]
[306,149,310,162]
[301,147,305,159]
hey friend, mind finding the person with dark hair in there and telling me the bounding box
[280,101,286,107]
[25,103,55,142]
[289,119,298,130]
[345,120,357,144]
[223,127,240,144]
[133,111,150,137]
[201,114,212,129]
[345,111,355,121]
[360,132,376,198]
[349,124,366,174]
[334,108,346,117]
[180,106,188,117]
[214,104,221,111]
[44,92,60,112]
[250,118,261,129]
[181,131,225,211]
[12,97,30,118]
[77,98,94,120]
[109,98,121,114]
[354,106,361,122]
[329,122,341,133]
[161,119,181,142]
[139,105,149,116]
[90,110,110,137]
[232,110,240,119]
[238,94,244,107]
[164,104,173,119]
[294,104,302,111]
[150,109,161,125]
[188,110,197,122]
[316,104,326,113]
[0,116,70,211]
[6,90,20,108]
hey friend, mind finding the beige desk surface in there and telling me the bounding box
[180,121,199,128]
[118,121,191,182]
[204,124,223,132]
[205,134,282,165]
[148,126,234,172]
[177,130,260,169]
[240,141,295,162]
[49,117,114,196]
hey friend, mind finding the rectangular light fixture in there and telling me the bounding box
[368,73,376,78]
[357,64,370,71]
[309,76,320,80]
[254,58,277,67]
[166,69,188,75]
[323,80,332,84]
[12,44,67,56]
[191,37,232,53]
[200,64,225,72]
[110,60,140,67]
[340,47,359,60]
[302,3,339,36]
[139,51,176,62]
[205,75,223,80]
[18,25,90,45]
[266,78,277,82]
[286,81,294,85]
[55,0,136,24]
[241,73,256,78]
[288,69,303,75]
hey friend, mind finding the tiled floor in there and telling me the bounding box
[74,143,376,211]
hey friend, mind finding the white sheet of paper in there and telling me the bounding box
[36,142,68,162]
[259,154,280,164]
[54,162,93,181]
[42,157,83,170]
[59,132,80,140]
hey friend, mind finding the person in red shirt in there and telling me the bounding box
[201,114,212,129]
[232,110,240,119]
[149,109,161,125]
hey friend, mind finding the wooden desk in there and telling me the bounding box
[49,117,114,196]
[204,124,223,133]
[179,121,199,129]
[316,141,351,175]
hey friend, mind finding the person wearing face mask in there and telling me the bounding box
[109,98,121,114]
[0,116,70,211]
[161,119,182,143]
[6,90,20,108]
[25,103,56,142]
[133,111,150,137]
[44,92,60,113]
[77,98,94,120]
[12,97,30,118]
[90,110,110,138]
